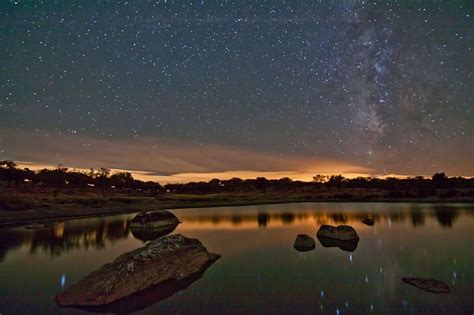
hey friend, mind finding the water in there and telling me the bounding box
[1,202,473,314]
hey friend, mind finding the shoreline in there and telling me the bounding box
[1,196,474,229]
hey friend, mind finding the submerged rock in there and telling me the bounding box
[317,236,359,252]
[361,218,374,226]
[293,234,315,251]
[55,234,220,307]
[402,277,450,293]
[129,210,180,229]
[316,225,359,241]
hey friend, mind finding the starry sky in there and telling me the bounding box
[1,1,473,182]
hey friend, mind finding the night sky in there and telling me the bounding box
[1,1,473,182]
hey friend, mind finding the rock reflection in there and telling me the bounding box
[76,267,212,314]
[130,223,178,242]
[317,236,359,252]
[361,218,374,226]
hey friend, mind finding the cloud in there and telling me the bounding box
[1,128,374,183]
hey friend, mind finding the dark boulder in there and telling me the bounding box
[130,210,180,241]
[130,210,180,229]
[402,277,450,293]
[316,225,359,241]
[361,218,374,226]
[316,224,359,252]
[56,234,220,307]
[293,234,315,251]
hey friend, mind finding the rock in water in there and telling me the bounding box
[55,234,220,307]
[129,210,180,229]
[130,210,180,241]
[402,277,450,293]
[293,234,315,251]
[316,225,359,241]
[361,218,374,226]
[130,223,178,242]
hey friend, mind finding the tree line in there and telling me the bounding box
[0,161,162,197]
[1,160,474,197]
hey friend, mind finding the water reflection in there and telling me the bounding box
[0,216,132,261]
[257,212,269,227]
[410,207,425,227]
[1,203,474,314]
[1,204,473,261]
[175,204,473,229]
[434,207,459,228]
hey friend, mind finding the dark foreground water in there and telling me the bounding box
[1,203,474,314]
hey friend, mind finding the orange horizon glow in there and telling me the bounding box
[15,160,431,184]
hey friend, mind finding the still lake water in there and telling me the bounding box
[1,202,473,314]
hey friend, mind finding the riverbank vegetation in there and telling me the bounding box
[1,160,474,226]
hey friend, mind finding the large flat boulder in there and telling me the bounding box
[56,234,220,307]
[316,225,359,241]
[75,265,212,314]
[402,277,450,293]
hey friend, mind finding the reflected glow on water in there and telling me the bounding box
[0,202,473,314]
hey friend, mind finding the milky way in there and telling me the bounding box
[0,1,473,178]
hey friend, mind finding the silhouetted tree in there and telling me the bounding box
[255,177,268,192]
[95,168,111,198]
[432,172,449,189]
[312,174,327,183]
[110,172,134,189]
[0,160,17,186]
[36,165,68,197]
[327,175,345,189]
[2,160,474,201]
